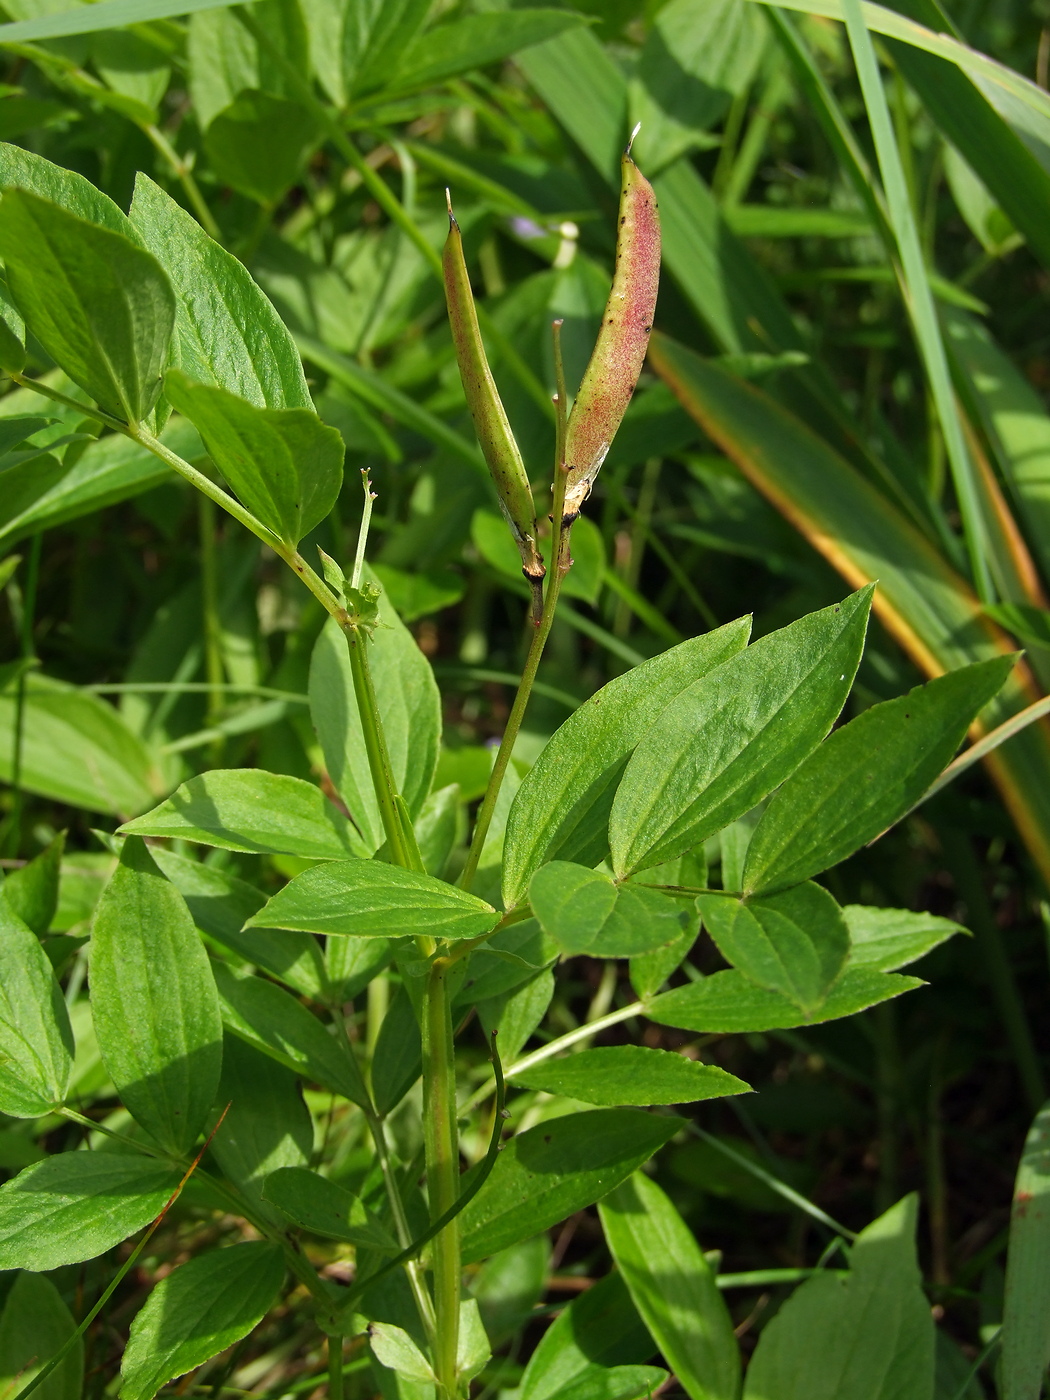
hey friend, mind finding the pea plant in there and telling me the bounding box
[0,133,1022,1400]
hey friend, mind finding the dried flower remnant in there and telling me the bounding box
[442,190,545,617]
[562,127,661,523]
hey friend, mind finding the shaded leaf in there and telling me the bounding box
[0,1271,82,1400]
[263,1166,397,1249]
[204,91,320,206]
[1002,1100,1050,1400]
[845,906,966,973]
[1,829,63,934]
[529,862,690,958]
[0,893,74,1117]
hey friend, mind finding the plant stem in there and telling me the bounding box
[422,957,461,1400]
[328,1335,344,1400]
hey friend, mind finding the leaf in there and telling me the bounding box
[204,90,321,206]
[610,589,873,877]
[698,883,850,1013]
[372,564,466,623]
[600,1172,740,1400]
[164,371,343,547]
[510,1047,750,1106]
[121,769,365,860]
[529,863,691,958]
[90,838,223,1155]
[743,1195,934,1400]
[458,1298,491,1385]
[213,964,367,1108]
[1,829,63,934]
[207,1035,313,1215]
[119,1242,285,1400]
[0,142,130,233]
[391,10,588,94]
[309,606,440,853]
[1001,1101,1050,1400]
[844,906,966,973]
[478,967,554,1068]
[647,967,923,1033]
[0,0,264,45]
[150,848,326,999]
[503,620,752,907]
[0,1271,82,1400]
[248,859,498,942]
[0,190,174,423]
[371,984,422,1115]
[0,894,74,1117]
[129,174,312,411]
[742,658,1015,895]
[262,1166,397,1250]
[470,1237,551,1349]
[460,1109,683,1264]
[0,1154,181,1271]
[0,680,163,816]
[369,1323,436,1384]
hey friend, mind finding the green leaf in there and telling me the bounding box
[0,190,174,423]
[600,1172,740,1400]
[529,863,691,958]
[248,859,498,942]
[743,1195,934,1400]
[262,1166,397,1250]
[390,10,587,94]
[510,1046,750,1106]
[503,620,751,907]
[372,564,466,622]
[844,905,966,973]
[698,883,850,1013]
[519,1272,658,1400]
[741,656,1016,894]
[460,1109,683,1264]
[90,838,223,1155]
[1002,1101,1050,1400]
[0,1271,82,1400]
[371,984,422,1115]
[0,0,265,45]
[0,1154,181,1271]
[121,769,366,860]
[213,964,367,1108]
[0,142,130,233]
[345,0,431,96]
[610,590,873,877]
[150,848,326,999]
[1,829,63,934]
[204,91,321,207]
[120,1241,285,1400]
[208,1035,313,1215]
[458,1298,492,1385]
[647,967,923,1033]
[369,1323,436,1384]
[469,1237,551,1349]
[129,174,312,410]
[0,893,74,1117]
[309,605,441,852]
[164,371,343,547]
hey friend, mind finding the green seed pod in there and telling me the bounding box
[563,133,660,522]
[443,193,544,604]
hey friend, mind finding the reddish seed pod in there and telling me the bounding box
[563,135,660,521]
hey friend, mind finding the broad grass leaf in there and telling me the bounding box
[263,1166,397,1250]
[460,1109,683,1264]
[519,1272,658,1400]
[0,893,74,1117]
[0,1271,82,1400]
[130,174,312,410]
[503,619,751,907]
[0,0,265,45]
[207,1035,312,1216]
[1001,1101,1050,1400]
[213,964,368,1108]
[90,838,223,1155]
[845,906,966,973]
[510,1046,750,1106]
[610,589,872,877]
[151,848,326,999]
[203,91,321,206]
[164,371,343,547]
[121,769,366,860]
[120,1242,285,1400]
[529,862,690,957]
[309,602,440,853]
[0,190,174,423]
[698,883,850,1013]
[743,1195,934,1400]
[742,657,1015,895]
[1,829,63,934]
[647,967,922,1033]
[248,859,498,942]
[599,1172,740,1400]
[0,1154,181,1270]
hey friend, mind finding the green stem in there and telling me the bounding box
[344,630,416,871]
[328,1335,344,1400]
[422,958,461,1400]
